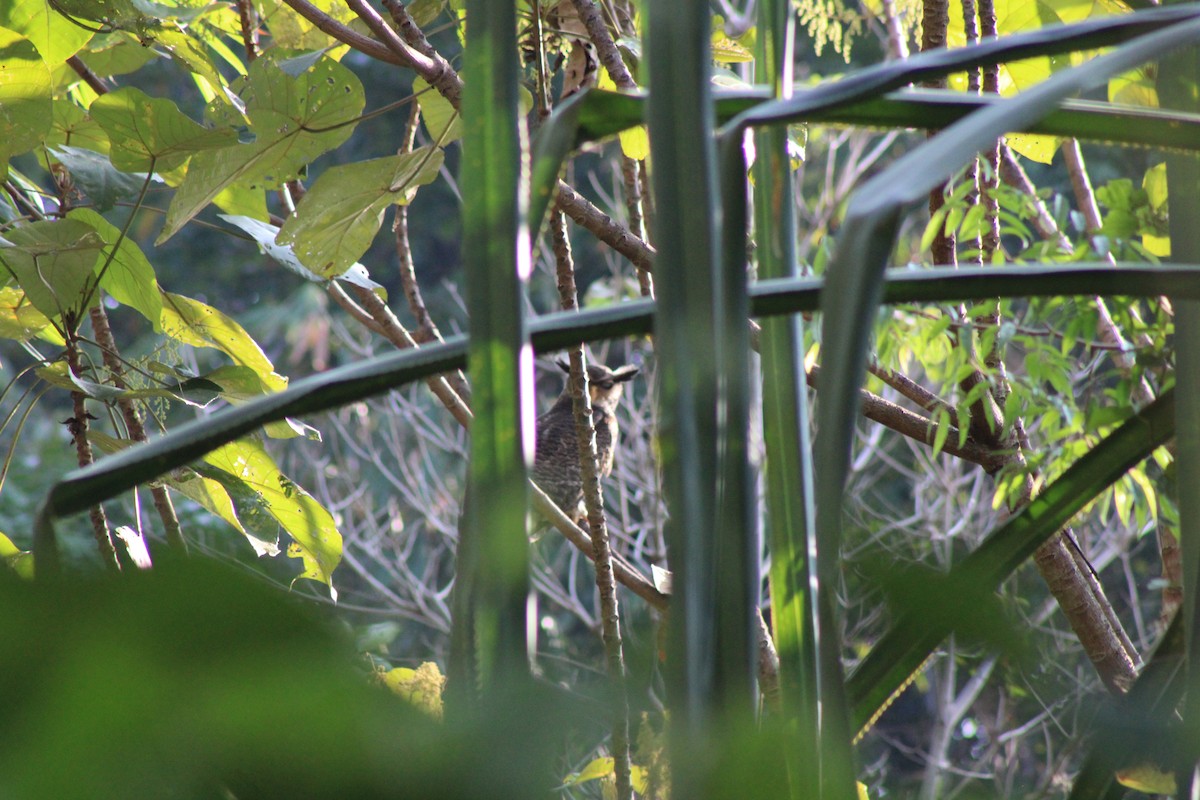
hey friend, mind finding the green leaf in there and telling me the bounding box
[1143,161,1167,209]
[159,291,285,390]
[0,0,92,66]
[277,147,444,277]
[0,531,33,578]
[218,214,385,294]
[164,467,269,551]
[0,285,60,342]
[0,26,52,168]
[143,22,226,91]
[50,146,155,212]
[200,437,341,595]
[406,0,446,26]
[46,101,109,154]
[413,76,461,143]
[76,32,157,77]
[66,208,163,326]
[89,86,238,173]
[0,218,105,320]
[160,56,365,242]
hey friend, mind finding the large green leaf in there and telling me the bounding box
[159,56,364,242]
[0,218,105,321]
[0,27,51,169]
[276,147,444,278]
[0,0,91,66]
[67,208,163,326]
[159,291,284,390]
[89,86,237,173]
[51,146,156,212]
[199,437,341,596]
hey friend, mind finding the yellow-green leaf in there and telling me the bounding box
[160,56,364,242]
[159,291,286,391]
[90,86,237,173]
[202,437,341,595]
[0,218,105,320]
[68,208,164,326]
[1006,132,1058,165]
[711,32,753,63]
[277,147,444,277]
[1116,762,1177,795]
[379,662,445,719]
[0,0,92,66]
[145,22,225,92]
[0,286,60,343]
[0,26,52,167]
[413,75,461,144]
[0,531,33,579]
[1143,162,1167,210]
[564,757,616,786]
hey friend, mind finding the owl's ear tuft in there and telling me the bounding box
[613,365,639,382]
[555,358,571,374]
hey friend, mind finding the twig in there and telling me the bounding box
[64,335,120,571]
[569,0,637,91]
[90,306,187,552]
[235,0,260,62]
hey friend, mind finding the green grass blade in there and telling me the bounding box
[1159,24,1200,789]
[35,262,1200,568]
[751,0,824,790]
[645,0,729,793]
[449,0,531,700]
[557,88,1200,155]
[715,131,758,710]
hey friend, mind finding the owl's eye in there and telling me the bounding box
[598,381,614,390]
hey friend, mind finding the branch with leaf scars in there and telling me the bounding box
[551,206,634,800]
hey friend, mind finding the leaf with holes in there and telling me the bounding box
[200,438,341,596]
[160,56,365,242]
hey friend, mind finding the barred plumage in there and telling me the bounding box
[532,360,639,523]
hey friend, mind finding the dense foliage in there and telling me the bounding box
[1,0,1200,798]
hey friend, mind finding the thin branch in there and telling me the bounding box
[551,207,633,800]
[569,0,637,90]
[279,0,412,66]
[66,55,110,94]
[64,336,120,571]
[90,305,187,553]
[235,0,261,62]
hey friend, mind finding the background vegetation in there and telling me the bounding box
[1,0,1199,797]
